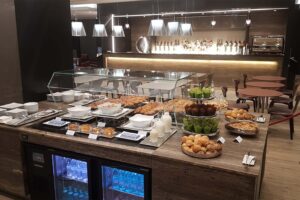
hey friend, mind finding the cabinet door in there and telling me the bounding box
[0,128,26,198]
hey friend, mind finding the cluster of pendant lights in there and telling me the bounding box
[71,3,252,38]
[148,18,193,36]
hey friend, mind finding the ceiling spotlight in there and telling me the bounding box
[125,14,130,29]
[246,19,251,25]
[211,20,216,26]
[296,0,300,4]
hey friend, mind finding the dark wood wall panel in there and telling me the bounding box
[14,0,73,102]
[0,0,23,104]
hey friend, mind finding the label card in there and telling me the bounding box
[88,134,98,140]
[256,116,266,123]
[234,136,243,143]
[138,131,147,138]
[217,137,226,144]
[66,130,75,136]
[97,122,106,128]
[55,117,62,121]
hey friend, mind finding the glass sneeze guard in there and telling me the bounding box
[47,68,195,99]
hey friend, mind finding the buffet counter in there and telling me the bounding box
[104,52,284,86]
[0,101,270,200]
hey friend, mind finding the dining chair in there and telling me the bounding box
[268,90,300,140]
[233,79,257,111]
[269,82,300,109]
[221,86,250,111]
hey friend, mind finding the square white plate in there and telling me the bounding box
[0,103,23,110]
[116,131,146,141]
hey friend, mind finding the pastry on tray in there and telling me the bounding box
[134,102,164,115]
[67,123,79,131]
[163,99,194,113]
[181,135,222,159]
[226,121,258,132]
[101,127,116,138]
[225,109,255,121]
[80,124,92,134]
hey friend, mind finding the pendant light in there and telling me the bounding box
[245,11,251,26]
[180,0,193,36]
[112,25,125,37]
[72,21,86,37]
[167,3,180,36]
[112,3,125,37]
[93,5,107,37]
[148,0,166,36]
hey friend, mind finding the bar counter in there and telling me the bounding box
[104,52,283,86]
[0,102,270,200]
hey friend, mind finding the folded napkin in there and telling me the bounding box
[242,154,256,166]
[0,116,13,124]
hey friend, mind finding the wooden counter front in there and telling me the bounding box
[0,102,270,200]
[104,53,283,86]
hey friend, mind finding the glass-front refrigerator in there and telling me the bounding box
[52,155,89,200]
[24,143,151,200]
[24,143,94,200]
[99,160,151,200]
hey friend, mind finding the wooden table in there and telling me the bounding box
[153,113,270,200]
[252,75,286,82]
[246,81,285,89]
[239,88,283,113]
[0,101,271,200]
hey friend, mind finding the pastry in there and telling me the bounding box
[102,127,116,137]
[68,123,79,131]
[80,124,92,134]
[181,134,222,158]
[163,99,194,113]
[225,109,255,121]
[134,102,164,115]
[228,121,258,132]
[91,127,101,135]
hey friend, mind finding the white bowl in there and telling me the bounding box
[62,92,75,103]
[74,93,83,101]
[67,106,91,118]
[24,102,39,114]
[47,93,63,102]
[129,114,154,128]
[97,103,122,115]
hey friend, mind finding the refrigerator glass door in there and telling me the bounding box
[101,165,145,200]
[52,155,89,200]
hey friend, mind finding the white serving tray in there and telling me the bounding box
[0,103,23,110]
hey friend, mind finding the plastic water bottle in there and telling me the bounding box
[112,169,119,190]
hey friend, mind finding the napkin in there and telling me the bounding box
[242,154,256,166]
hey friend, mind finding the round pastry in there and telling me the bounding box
[68,123,79,131]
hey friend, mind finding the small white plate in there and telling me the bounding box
[43,119,70,127]
[116,131,146,141]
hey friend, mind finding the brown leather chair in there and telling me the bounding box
[270,82,300,109]
[233,79,257,111]
[268,90,300,140]
[221,86,250,111]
